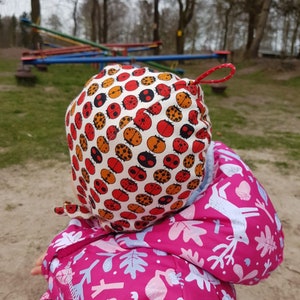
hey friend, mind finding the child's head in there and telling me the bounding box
[65,64,212,232]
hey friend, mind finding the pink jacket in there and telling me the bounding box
[41,141,284,299]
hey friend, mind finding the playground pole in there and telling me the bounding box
[22,53,224,65]
[21,18,112,52]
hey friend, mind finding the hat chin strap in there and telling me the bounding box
[192,63,236,85]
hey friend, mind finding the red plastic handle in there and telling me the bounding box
[193,63,236,85]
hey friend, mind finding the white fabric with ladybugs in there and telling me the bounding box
[62,64,212,232]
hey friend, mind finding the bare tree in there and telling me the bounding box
[273,0,300,56]
[31,0,42,49]
[15,0,300,59]
[153,0,160,54]
[46,14,62,31]
[0,16,8,47]
[20,12,31,48]
[134,0,153,42]
[155,1,177,53]
[9,15,17,46]
[290,2,300,55]
[176,0,196,54]
[101,0,108,43]
[70,0,79,36]
[215,0,236,50]
[90,0,100,42]
[244,0,272,58]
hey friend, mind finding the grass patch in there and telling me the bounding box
[273,161,290,172]
[0,59,97,168]
[268,132,300,161]
[0,56,299,169]
[5,203,23,211]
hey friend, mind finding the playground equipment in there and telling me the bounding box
[19,18,230,84]
[22,52,229,66]
[21,18,162,56]
[15,64,36,86]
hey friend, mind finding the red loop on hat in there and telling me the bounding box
[192,63,236,85]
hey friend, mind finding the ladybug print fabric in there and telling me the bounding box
[61,64,212,232]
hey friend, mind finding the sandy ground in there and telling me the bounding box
[0,149,299,300]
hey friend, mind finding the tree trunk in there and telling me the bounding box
[30,0,42,49]
[91,0,98,42]
[281,14,291,55]
[176,0,196,55]
[290,15,299,56]
[222,2,234,50]
[244,0,272,59]
[245,9,256,50]
[153,0,160,55]
[102,0,108,43]
[72,0,79,36]
[176,25,185,55]
[10,16,17,47]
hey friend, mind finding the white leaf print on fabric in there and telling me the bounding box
[96,253,116,272]
[119,249,148,279]
[153,249,168,256]
[220,163,243,177]
[49,258,60,273]
[92,237,125,253]
[56,264,74,285]
[116,226,152,248]
[255,225,277,257]
[91,279,124,298]
[168,221,207,246]
[207,237,237,269]
[255,199,274,222]
[233,264,258,283]
[179,203,196,219]
[56,263,83,300]
[256,181,268,204]
[69,218,83,227]
[185,263,220,291]
[145,269,182,299]
[235,180,251,200]
[262,259,272,277]
[53,231,84,250]
[221,289,235,300]
[275,213,282,232]
[180,248,204,267]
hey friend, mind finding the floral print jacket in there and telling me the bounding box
[41,141,284,300]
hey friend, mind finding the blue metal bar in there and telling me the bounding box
[127,46,159,53]
[23,53,224,65]
[46,51,105,60]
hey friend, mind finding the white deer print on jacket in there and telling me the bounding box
[205,180,259,269]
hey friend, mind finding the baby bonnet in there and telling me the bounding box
[63,63,232,232]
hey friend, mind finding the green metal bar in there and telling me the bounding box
[143,61,184,75]
[21,18,112,52]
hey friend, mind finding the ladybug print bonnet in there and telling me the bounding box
[63,63,235,232]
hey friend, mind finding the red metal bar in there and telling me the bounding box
[22,45,100,57]
[103,41,162,48]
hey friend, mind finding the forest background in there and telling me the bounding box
[1,0,300,60]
